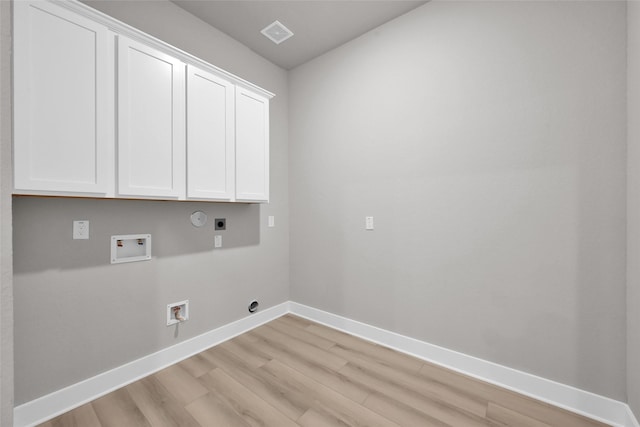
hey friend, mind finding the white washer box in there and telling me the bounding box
[166,300,189,326]
[110,234,151,264]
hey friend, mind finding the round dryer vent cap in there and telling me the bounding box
[190,211,208,227]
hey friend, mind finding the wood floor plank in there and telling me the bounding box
[45,403,102,427]
[260,359,400,427]
[203,345,310,421]
[177,353,217,378]
[91,388,151,427]
[275,314,315,330]
[185,393,251,427]
[247,329,371,403]
[363,392,452,427]
[339,362,495,427]
[305,323,424,373]
[487,402,551,427]
[38,316,613,427]
[486,392,609,427]
[296,409,344,427]
[219,334,273,368]
[126,376,201,427]
[198,368,299,427]
[418,362,610,427]
[153,364,208,407]
[267,318,335,350]
[251,324,348,371]
[332,343,489,418]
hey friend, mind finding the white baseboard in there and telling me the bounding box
[13,302,290,427]
[288,302,638,427]
[627,405,640,427]
[14,300,640,427]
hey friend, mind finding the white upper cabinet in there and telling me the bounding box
[186,65,235,201]
[13,0,273,203]
[235,87,270,203]
[13,0,110,195]
[117,36,186,199]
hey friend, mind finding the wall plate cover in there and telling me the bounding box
[365,216,374,230]
[73,220,89,239]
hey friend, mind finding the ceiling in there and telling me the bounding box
[170,1,428,70]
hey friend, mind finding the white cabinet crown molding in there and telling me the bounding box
[48,0,275,101]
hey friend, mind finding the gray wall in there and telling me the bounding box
[628,0,640,418]
[0,0,13,425]
[13,0,289,404]
[289,0,627,400]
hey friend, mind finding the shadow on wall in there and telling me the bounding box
[12,196,260,274]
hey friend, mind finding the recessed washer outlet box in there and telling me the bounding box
[167,300,189,326]
[111,234,151,264]
[215,218,226,230]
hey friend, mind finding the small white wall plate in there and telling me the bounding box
[190,211,207,227]
[73,220,90,239]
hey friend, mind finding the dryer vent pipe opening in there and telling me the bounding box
[248,300,259,313]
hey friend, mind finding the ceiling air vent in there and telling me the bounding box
[261,20,294,45]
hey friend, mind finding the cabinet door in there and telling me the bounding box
[13,0,110,195]
[186,65,235,201]
[117,36,185,199]
[235,87,269,202]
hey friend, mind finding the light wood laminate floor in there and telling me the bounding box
[40,315,610,427]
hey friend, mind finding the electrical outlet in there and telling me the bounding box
[214,235,222,248]
[268,216,275,227]
[73,220,89,239]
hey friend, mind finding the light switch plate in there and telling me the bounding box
[73,220,89,239]
[268,216,275,227]
[365,216,374,230]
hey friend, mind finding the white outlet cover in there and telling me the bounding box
[365,216,374,230]
[214,235,222,248]
[73,220,89,239]
[268,216,275,227]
